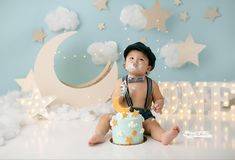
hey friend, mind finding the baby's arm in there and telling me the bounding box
[151,80,164,114]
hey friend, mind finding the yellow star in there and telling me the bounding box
[15,70,37,92]
[142,1,171,32]
[180,11,189,22]
[18,88,56,119]
[173,0,182,6]
[132,110,140,117]
[94,0,108,11]
[176,34,206,66]
[97,22,106,30]
[206,8,220,21]
[32,29,46,43]
[132,130,137,136]
[121,112,128,119]
[125,136,132,144]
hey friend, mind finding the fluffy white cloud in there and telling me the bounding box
[0,91,25,146]
[120,4,146,29]
[45,6,80,32]
[87,41,119,65]
[160,43,185,68]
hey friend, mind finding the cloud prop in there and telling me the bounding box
[45,6,80,32]
[120,4,146,29]
[0,91,25,146]
[87,41,119,65]
[160,42,184,68]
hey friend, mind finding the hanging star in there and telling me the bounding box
[32,29,46,43]
[94,0,108,11]
[140,37,148,44]
[142,1,171,32]
[97,22,106,30]
[18,88,56,119]
[174,0,182,6]
[180,11,189,21]
[206,7,221,21]
[15,70,37,92]
[176,34,206,66]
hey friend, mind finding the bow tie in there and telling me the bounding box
[128,76,145,83]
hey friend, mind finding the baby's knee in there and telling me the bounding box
[100,113,112,121]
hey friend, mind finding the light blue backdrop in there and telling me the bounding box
[0,0,235,96]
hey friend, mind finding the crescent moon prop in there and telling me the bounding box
[34,31,118,107]
[112,96,130,112]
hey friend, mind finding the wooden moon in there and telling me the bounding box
[34,31,118,107]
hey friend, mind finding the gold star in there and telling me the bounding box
[132,110,140,117]
[18,88,56,119]
[121,112,128,119]
[132,130,137,136]
[125,136,132,144]
[176,34,206,66]
[140,37,148,44]
[173,0,182,6]
[142,1,171,32]
[94,0,108,11]
[15,70,37,92]
[206,8,221,21]
[180,11,189,21]
[97,22,106,30]
[33,29,46,43]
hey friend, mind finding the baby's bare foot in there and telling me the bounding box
[161,125,180,145]
[88,134,105,146]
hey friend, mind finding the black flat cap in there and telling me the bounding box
[124,42,156,70]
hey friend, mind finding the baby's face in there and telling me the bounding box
[125,50,151,76]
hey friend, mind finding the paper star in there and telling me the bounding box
[97,22,106,30]
[176,34,206,66]
[180,11,189,21]
[173,0,182,6]
[142,1,171,32]
[206,8,221,21]
[140,37,148,44]
[18,88,56,119]
[94,0,108,11]
[15,70,37,92]
[32,29,46,43]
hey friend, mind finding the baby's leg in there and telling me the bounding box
[143,119,180,145]
[88,113,112,146]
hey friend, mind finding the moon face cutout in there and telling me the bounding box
[34,31,118,107]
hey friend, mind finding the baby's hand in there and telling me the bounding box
[120,80,127,96]
[151,99,164,114]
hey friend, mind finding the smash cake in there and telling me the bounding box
[110,110,145,145]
